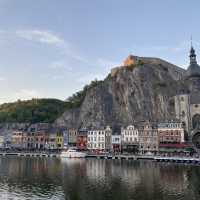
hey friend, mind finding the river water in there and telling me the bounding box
[0,157,199,200]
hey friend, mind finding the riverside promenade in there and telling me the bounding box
[0,152,59,157]
[0,151,200,165]
[87,154,200,164]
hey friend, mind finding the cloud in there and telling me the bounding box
[49,60,72,71]
[15,29,91,65]
[0,29,91,66]
[0,77,6,81]
[16,29,64,46]
[52,75,65,80]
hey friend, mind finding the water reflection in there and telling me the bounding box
[0,157,199,200]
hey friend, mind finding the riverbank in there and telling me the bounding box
[0,152,200,165]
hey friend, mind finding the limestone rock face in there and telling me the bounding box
[55,56,186,128]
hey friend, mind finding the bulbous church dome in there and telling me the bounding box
[186,46,200,78]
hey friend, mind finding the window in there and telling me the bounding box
[182,122,186,127]
[134,138,137,142]
[181,97,184,101]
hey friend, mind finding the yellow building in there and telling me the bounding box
[56,131,63,149]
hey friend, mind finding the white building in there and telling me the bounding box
[87,126,112,151]
[121,125,139,153]
[121,125,139,144]
[0,135,4,148]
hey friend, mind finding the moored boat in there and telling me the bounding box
[60,148,86,158]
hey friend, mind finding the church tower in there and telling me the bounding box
[175,45,200,134]
[186,45,200,92]
[189,46,197,65]
[186,45,200,132]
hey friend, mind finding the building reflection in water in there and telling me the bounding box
[0,157,64,200]
[158,164,188,193]
[0,157,199,200]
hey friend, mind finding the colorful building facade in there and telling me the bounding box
[111,135,121,152]
[138,122,159,154]
[158,121,185,144]
[76,128,88,151]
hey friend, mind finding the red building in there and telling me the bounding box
[157,122,184,144]
[35,131,47,149]
[159,143,193,156]
[76,128,88,151]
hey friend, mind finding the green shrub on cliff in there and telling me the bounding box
[66,79,103,108]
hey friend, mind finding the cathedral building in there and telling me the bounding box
[174,45,200,138]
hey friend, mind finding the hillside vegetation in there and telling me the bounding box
[0,79,102,123]
[0,99,67,123]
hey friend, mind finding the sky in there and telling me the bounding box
[0,0,200,103]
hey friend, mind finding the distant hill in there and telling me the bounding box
[0,79,103,124]
[0,99,67,123]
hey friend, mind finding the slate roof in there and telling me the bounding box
[186,46,200,78]
[190,93,200,104]
[186,63,200,78]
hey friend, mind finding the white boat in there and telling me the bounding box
[60,148,86,158]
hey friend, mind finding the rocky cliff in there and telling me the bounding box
[55,55,186,129]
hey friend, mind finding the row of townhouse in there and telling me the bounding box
[85,121,186,155]
[8,130,64,150]
[0,121,188,154]
[0,123,65,150]
[122,121,186,154]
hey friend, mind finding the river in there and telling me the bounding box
[0,157,199,200]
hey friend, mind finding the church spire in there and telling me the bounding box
[190,37,197,64]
